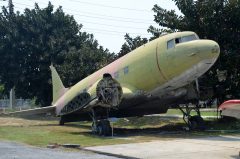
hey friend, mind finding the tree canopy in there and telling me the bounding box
[0,3,113,106]
[117,33,148,58]
[149,0,240,103]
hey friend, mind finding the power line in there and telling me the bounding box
[67,9,152,22]
[69,0,151,12]
[25,0,153,22]
[83,28,151,36]
[13,6,152,37]
[84,30,148,37]
[70,13,152,24]
[14,3,154,24]
[76,20,148,30]
[15,6,149,29]
[84,30,151,37]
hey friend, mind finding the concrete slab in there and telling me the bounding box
[86,136,240,159]
[0,141,118,159]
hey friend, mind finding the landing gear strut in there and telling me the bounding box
[59,116,65,126]
[90,109,112,136]
[179,103,205,130]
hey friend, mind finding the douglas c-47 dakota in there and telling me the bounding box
[5,31,220,136]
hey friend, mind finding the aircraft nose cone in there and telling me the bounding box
[208,40,220,59]
[197,40,220,59]
[211,41,220,54]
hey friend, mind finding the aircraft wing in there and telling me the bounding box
[72,77,138,112]
[1,106,56,116]
[56,82,139,115]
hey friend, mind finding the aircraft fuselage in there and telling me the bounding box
[54,31,220,118]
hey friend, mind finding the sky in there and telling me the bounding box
[1,0,180,53]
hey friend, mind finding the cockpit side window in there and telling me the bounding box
[181,34,198,42]
[167,39,174,49]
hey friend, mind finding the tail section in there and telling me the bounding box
[50,65,68,104]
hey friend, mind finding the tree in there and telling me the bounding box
[149,0,240,103]
[0,3,113,106]
[117,33,148,58]
[0,84,5,98]
[55,35,115,87]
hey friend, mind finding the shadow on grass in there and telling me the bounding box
[63,119,240,140]
[65,124,91,129]
[9,115,58,121]
[31,124,60,127]
[66,123,190,138]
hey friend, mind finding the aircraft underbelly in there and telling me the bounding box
[150,58,217,96]
[61,96,178,122]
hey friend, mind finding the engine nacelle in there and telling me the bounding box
[96,73,123,108]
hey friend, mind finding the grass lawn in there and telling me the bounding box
[0,117,134,147]
[166,108,219,116]
[0,109,239,147]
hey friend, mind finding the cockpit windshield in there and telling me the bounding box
[167,34,199,49]
[175,34,199,45]
[181,34,199,42]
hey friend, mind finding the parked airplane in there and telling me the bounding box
[219,100,240,119]
[5,31,220,135]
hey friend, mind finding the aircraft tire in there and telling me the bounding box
[96,120,112,136]
[189,115,205,130]
[102,120,112,136]
[59,118,65,126]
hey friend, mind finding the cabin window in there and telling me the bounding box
[167,39,174,49]
[114,71,119,78]
[124,66,129,75]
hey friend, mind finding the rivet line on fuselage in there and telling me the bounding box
[155,43,168,81]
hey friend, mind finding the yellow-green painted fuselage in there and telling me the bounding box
[54,31,220,118]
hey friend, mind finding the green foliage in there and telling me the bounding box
[0,84,4,98]
[149,0,240,102]
[117,33,148,58]
[55,42,114,87]
[0,3,113,106]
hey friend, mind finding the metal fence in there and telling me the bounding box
[0,99,31,109]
